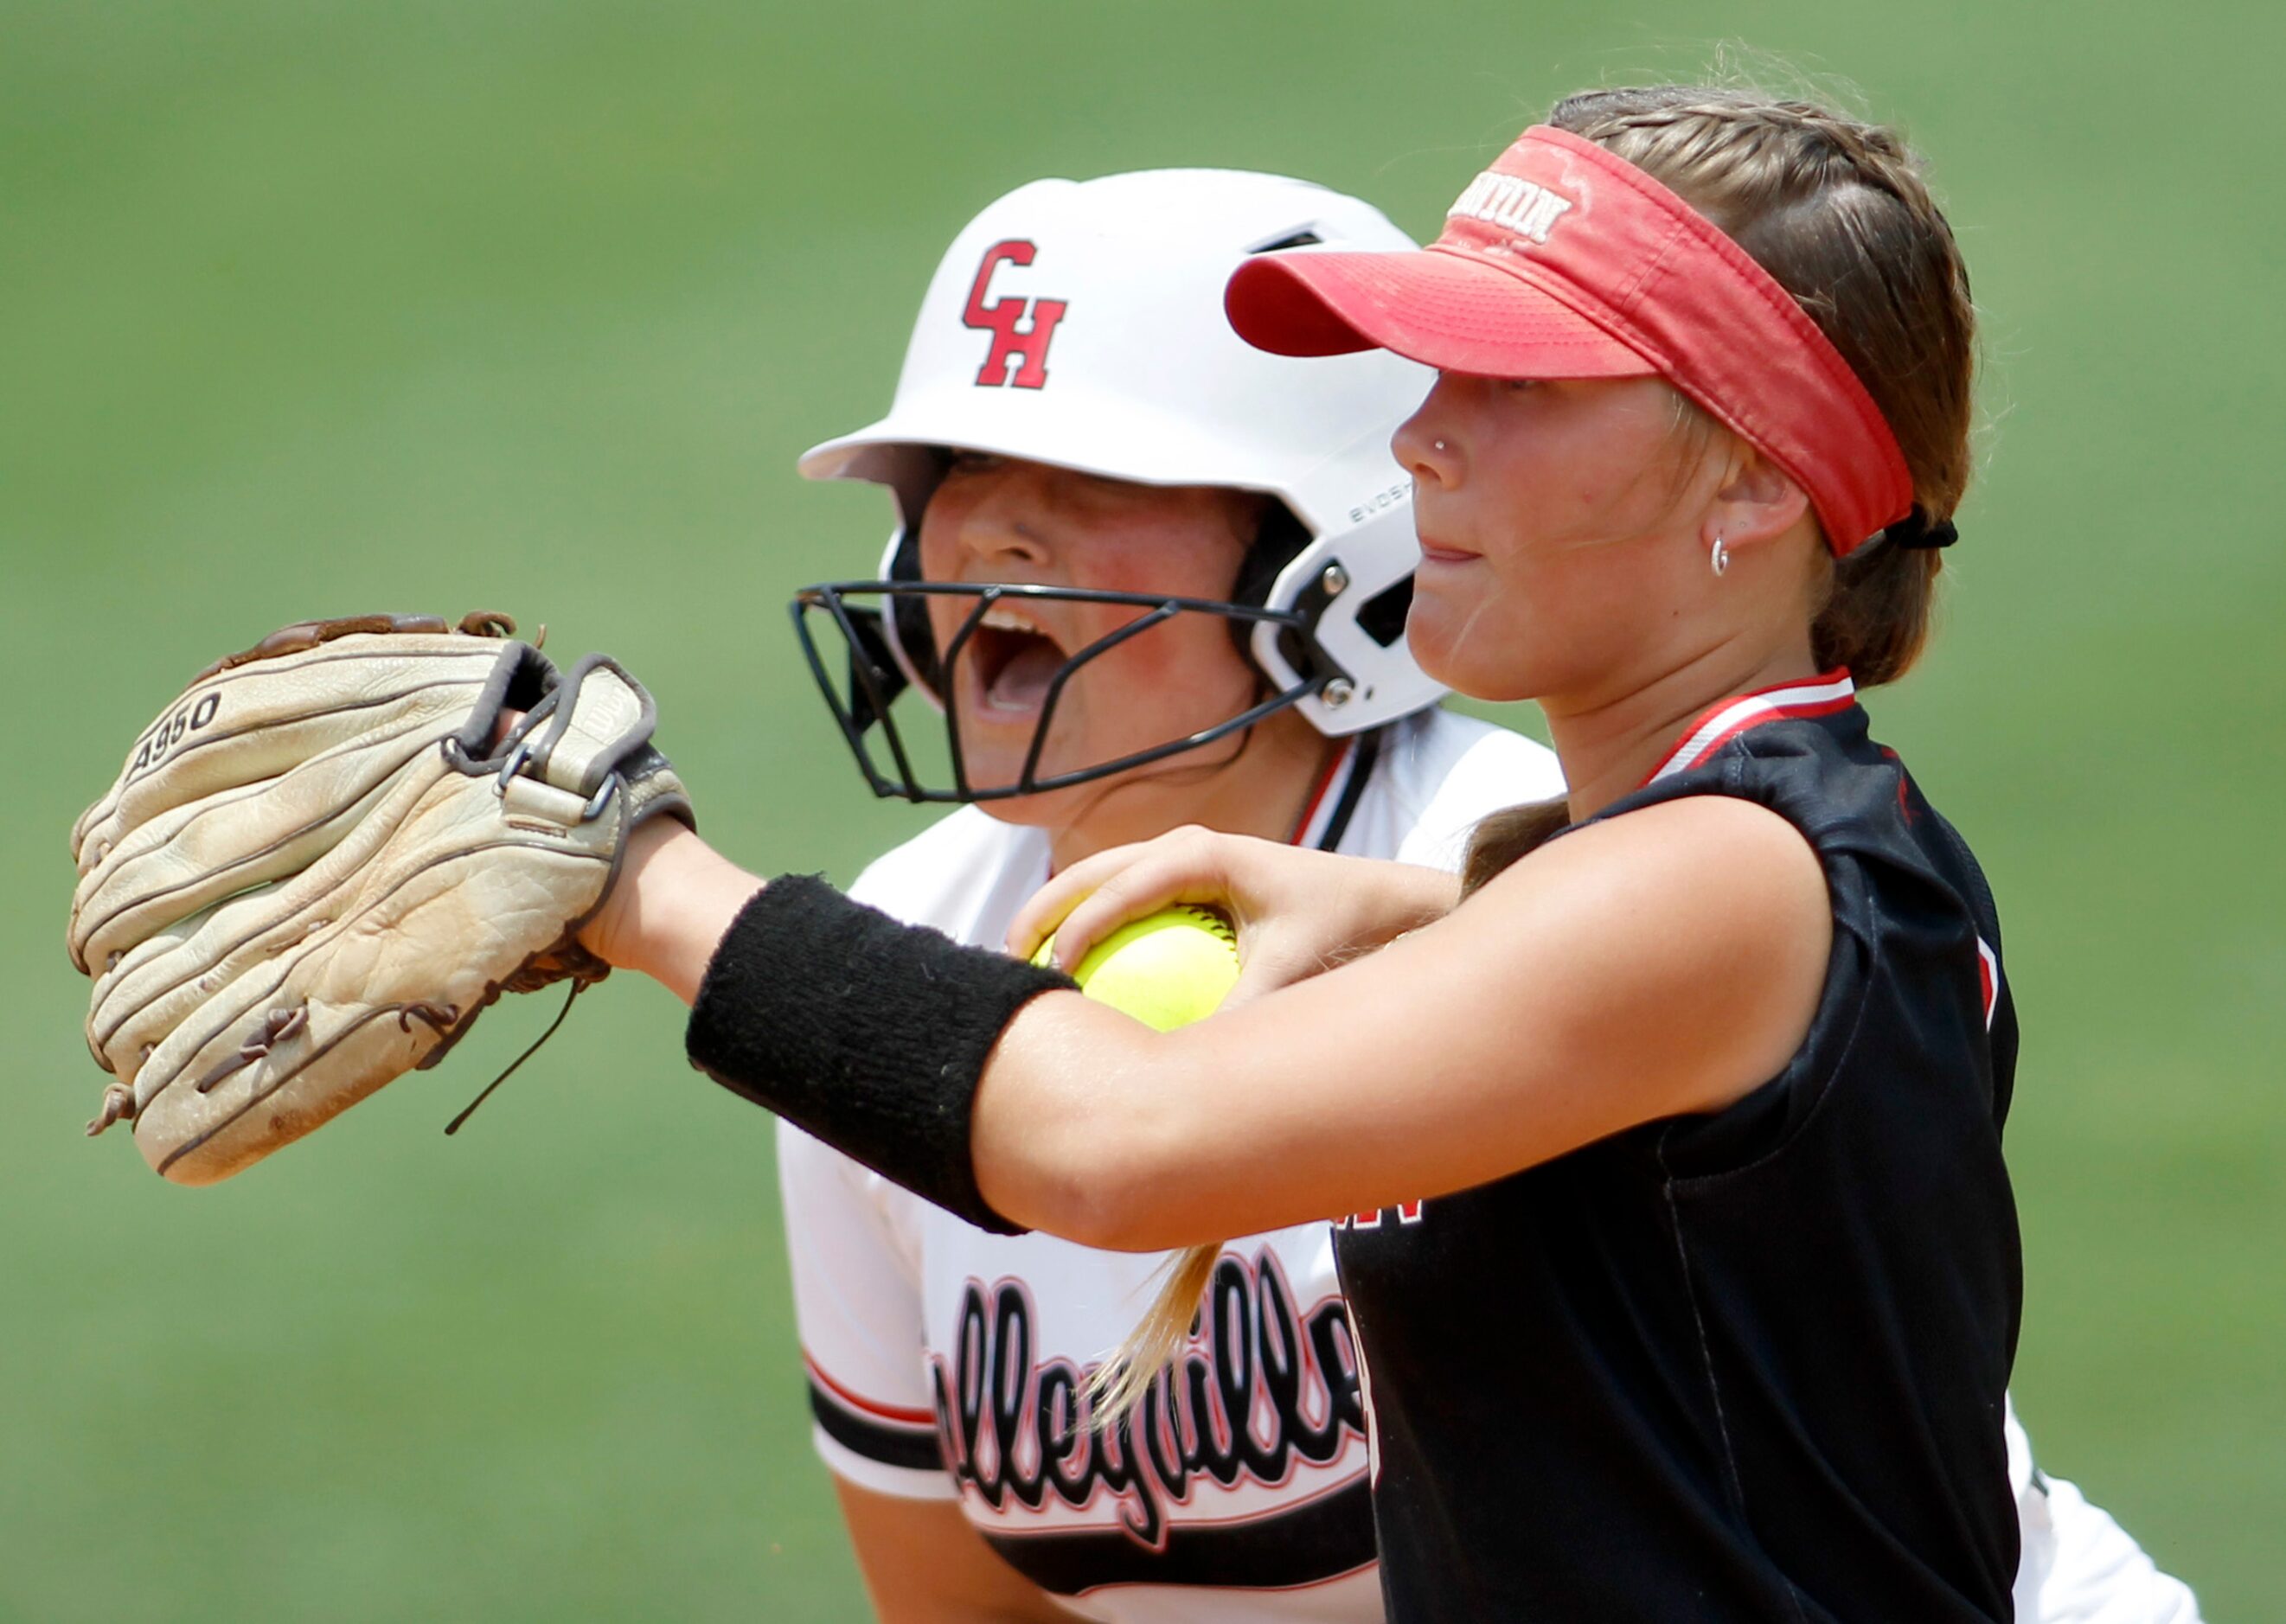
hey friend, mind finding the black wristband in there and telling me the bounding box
[685,873,1076,1235]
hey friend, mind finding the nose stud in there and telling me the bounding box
[1433,439,1448,452]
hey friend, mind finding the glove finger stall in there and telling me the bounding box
[86,753,462,1075]
[68,699,465,975]
[72,636,525,876]
[130,806,625,1180]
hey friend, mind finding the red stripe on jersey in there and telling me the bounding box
[1290,738,1361,849]
[804,1351,937,1429]
[1645,669,1857,786]
[1975,937,1999,1030]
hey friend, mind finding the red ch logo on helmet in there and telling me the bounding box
[962,240,1067,389]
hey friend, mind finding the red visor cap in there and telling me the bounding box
[1226,125,1915,556]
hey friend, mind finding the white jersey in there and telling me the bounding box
[777,708,2199,1623]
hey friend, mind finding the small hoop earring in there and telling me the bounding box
[1710,534,1730,577]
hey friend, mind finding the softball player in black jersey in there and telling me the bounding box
[580,83,2055,1619]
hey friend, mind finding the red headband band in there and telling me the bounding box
[1225,125,1916,557]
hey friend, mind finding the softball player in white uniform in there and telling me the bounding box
[773,170,2195,1622]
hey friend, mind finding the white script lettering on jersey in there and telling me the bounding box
[930,1252,1366,1551]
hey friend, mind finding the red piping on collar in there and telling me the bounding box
[1643,669,1856,786]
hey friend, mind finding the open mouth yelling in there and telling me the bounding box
[957,604,1070,723]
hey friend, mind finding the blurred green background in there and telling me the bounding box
[4,0,2279,1617]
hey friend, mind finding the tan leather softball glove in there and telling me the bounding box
[67,612,690,1183]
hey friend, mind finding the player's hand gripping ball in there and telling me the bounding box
[1034,905,1240,1032]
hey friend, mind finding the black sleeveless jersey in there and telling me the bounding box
[1335,674,2022,1621]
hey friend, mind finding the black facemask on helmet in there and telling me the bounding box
[789,501,1382,804]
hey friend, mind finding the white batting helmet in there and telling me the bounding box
[792,168,1440,802]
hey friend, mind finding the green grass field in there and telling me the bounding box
[5,2,2281,1617]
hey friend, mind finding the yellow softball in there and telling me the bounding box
[1034,904,1240,1032]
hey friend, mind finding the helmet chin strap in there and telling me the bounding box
[1225,500,1315,648]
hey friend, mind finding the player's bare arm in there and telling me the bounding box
[581,817,760,1007]
[584,790,1828,1251]
[833,1483,1073,1624]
